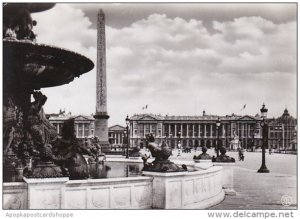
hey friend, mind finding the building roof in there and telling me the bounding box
[129,113,261,122]
[109,125,126,131]
[48,112,94,121]
[269,108,297,126]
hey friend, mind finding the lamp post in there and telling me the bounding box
[258,104,270,173]
[252,128,255,152]
[125,115,130,159]
[177,131,181,157]
[216,117,221,157]
[169,134,173,155]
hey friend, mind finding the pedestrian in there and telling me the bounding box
[238,148,244,161]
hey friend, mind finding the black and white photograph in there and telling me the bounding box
[2,0,298,215]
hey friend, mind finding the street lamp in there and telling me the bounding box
[252,127,255,152]
[177,131,181,157]
[258,103,270,173]
[169,134,173,146]
[216,117,221,157]
[125,115,130,158]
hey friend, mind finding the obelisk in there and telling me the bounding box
[94,9,109,147]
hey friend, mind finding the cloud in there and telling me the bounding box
[31,4,296,126]
[32,4,97,117]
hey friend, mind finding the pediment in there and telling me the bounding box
[138,115,157,121]
[73,115,92,121]
[237,115,258,121]
[109,125,126,131]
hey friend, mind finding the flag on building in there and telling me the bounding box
[142,104,148,110]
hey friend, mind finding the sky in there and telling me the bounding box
[31,3,297,126]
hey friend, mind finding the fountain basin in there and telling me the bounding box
[143,166,224,209]
[3,40,94,89]
[213,162,236,195]
[3,164,224,209]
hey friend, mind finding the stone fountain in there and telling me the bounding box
[3,3,94,181]
[3,4,227,209]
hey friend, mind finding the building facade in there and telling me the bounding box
[48,108,297,151]
[268,109,297,151]
[48,112,95,139]
[129,112,263,150]
[108,125,126,147]
[48,112,127,146]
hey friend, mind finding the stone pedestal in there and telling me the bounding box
[94,118,110,147]
[24,177,69,209]
[143,166,224,209]
[213,163,236,196]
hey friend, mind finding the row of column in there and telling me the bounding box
[132,122,260,139]
[163,123,226,138]
[164,123,258,138]
[234,123,257,138]
[111,132,125,145]
[54,122,93,138]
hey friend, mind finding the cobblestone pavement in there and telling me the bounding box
[209,166,297,210]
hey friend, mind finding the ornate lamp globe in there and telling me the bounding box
[125,115,130,126]
[260,103,268,119]
[216,117,221,127]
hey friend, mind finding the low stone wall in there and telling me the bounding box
[143,166,225,209]
[213,162,236,195]
[64,177,153,209]
[3,182,28,209]
[3,166,225,209]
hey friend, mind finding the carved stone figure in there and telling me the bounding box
[193,147,212,160]
[142,133,187,172]
[3,7,37,41]
[212,147,235,162]
[53,118,94,179]
[3,98,24,156]
[146,134,172,161]
[3,3,94,181]
[27,91,57,148]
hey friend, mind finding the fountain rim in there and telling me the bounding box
[3,39,95,89]
[3,3,56,13]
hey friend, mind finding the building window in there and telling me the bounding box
[78,124,83,137]
[58,123,63,135]
[84,124,89,137]
[152,124,156,135]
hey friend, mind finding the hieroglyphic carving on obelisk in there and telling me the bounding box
[94,9,109,146]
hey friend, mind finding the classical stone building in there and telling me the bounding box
[48,108,297,151]
[48,112,127,146]
[48,111,95,139]
[108,125,126,147]
[128,111,263,150]
[268,108,297,151]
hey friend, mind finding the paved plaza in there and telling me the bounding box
[140,148,297,209]
[209,166,297,210]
